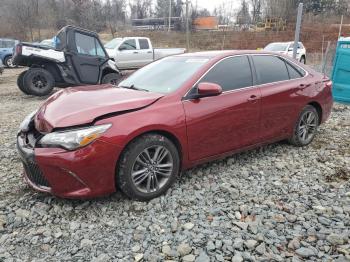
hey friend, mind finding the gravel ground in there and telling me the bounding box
[0,68,349,262]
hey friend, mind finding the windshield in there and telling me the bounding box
[119,56,209,94]
[105,38,122,49]
[53,29,65,50]
[264,43,289,51]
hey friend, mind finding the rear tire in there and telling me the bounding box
[288,105,319,147]
[300,56,306,64]
[23,68,54,96]
[117,134,180,201]
[101,73,121,85]
[4,56,16,68]
[17,70,31,95]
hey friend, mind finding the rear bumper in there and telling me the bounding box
[17,132,122,199]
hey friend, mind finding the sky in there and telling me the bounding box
[195,0,240,12]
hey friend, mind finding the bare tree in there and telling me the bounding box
[237,0,251,28]
[130,0,152,19]
[250,0,262,23]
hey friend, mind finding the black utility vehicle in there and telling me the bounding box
[13,26,121,96]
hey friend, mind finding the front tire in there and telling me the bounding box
[17,70,31,95]
[117,134,180,201]
[101,73,121,85]
[289,105,319,147]
[23,68,54,96]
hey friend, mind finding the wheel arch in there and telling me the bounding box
[3,54,12,60]
[300,54,306,63]
[101,67,121,83]
[308,101,322,124]
[41,62,63,83]
[3,54,13,66]
[115,129,184,177]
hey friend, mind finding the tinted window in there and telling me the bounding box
[75,33,96,56]
[253,56,289,84]
[139,39,150,49]
[120,39,136,50]
[199,56,252,92]
[285,61,304,79]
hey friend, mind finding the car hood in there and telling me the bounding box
[34,85,164,133]
[105,48,114,57]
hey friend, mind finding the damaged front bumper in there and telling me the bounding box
[16,118,122,199]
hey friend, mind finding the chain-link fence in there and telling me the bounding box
[308,41,337,77]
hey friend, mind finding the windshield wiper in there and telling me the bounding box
[118,84,149,92]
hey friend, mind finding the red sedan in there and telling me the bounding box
[17,51,333,200]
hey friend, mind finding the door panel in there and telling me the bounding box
[183,88,261,161]
[137,39,153,66]
[252,55,305,141]
[116,50,140,69]
[116,39,140,69]
[71,55,103,84]
[72,32,106,84]
[259,81,303,140]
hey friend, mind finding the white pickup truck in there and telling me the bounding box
[104,37,186,70]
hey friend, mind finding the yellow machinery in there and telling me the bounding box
[255,18,286,32]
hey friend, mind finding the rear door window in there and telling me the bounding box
[252,55,289,85]
[199,56,253,92]
[139,39,150,50]
[285,61,305,79]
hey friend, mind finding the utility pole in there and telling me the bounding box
[338,15,344,39]
[293,3,303,60]
[185,0,190,51]
[168,0,172,32]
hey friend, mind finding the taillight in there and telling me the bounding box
[15,44,22,55]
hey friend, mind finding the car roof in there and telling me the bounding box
[175,50,283,60]
[123,37,149,39]
[0,38,17,41]
[267,41,303,45]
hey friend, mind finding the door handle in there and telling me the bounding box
[133,51,139,54]
[247,95,259,102]
[147,51,152,54]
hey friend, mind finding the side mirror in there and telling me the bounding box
[288,48,293,52]
[191,82,222,99]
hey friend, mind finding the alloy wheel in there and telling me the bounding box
[298,111,317,143]
[131,145,173,194]
[7,57,15,68]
